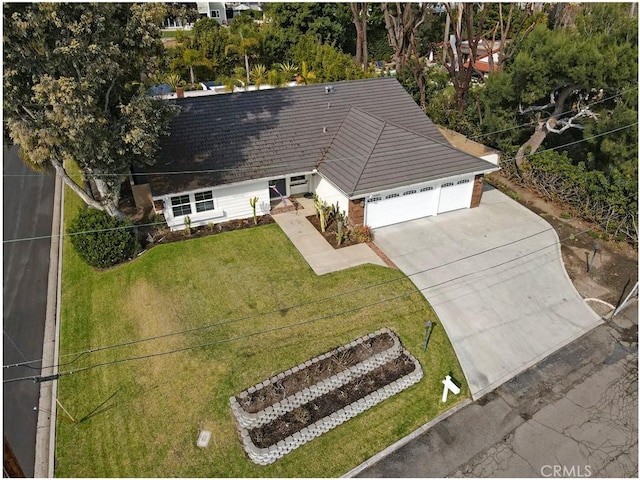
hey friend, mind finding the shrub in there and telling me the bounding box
[68,208,138,268]
[352,225,373,243]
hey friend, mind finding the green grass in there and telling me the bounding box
[55,183,468,477]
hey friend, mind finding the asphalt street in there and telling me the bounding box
[354,305,638,478]
[3,145,55,477]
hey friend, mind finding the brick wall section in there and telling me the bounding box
[348,198,365,227]
[470,174,484,208]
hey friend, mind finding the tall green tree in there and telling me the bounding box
[225,23,260,87]
[3,3,176,220]
[262,3,351,52]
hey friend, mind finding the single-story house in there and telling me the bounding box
[141,77,499,231]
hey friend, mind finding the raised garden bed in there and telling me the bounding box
[230,328,423,465]
[237,331,395,413]
[249,353,416,448]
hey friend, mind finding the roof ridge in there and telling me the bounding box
[349,107,386,195]
[356,106,441,143]
[358,105,495,161]
[315,106,352,170]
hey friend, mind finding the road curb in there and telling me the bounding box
[34,174,63,478]
[341,397,473,478]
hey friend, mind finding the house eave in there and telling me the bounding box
[347,167,500,199]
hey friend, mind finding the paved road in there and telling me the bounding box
[354,305,637,478]
[3,145,55,477]
[373,187,602,399]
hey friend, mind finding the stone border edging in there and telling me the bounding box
[230,328,402,429]
[238,350,423,465]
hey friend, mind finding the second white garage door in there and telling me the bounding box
[437,177,474,214]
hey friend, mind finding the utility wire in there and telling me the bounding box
[3,121,635,246]
[4,85,637,180]
[23,229,570,382]
[468,85,638,140]
[3,222,596,383]
[4,225,556,371]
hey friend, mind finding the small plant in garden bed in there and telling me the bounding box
[236,332,394,413]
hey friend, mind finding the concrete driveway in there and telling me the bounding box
[373,186,602,400]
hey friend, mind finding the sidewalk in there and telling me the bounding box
[34,175,63,478]
[272,197,386,275]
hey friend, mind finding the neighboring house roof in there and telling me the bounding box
[147,77,496,197]
[463,52,501,74]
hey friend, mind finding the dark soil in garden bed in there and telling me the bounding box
[139,215,275,249]
[237,332,394,413]
[248,353,416,448]
[306,214,360,249]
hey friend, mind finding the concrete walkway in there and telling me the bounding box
[272,197,386,275]
[373,187,603,400]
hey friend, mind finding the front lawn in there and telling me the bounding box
[55,186,467,477]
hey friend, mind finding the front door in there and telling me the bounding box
[269,178,287,199]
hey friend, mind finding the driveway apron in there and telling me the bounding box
[373,187,602,399]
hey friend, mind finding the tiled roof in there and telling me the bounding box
[148,77,496,197]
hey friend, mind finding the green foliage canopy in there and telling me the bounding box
[3,3,177,219]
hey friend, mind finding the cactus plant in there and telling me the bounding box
[249,196,259,225]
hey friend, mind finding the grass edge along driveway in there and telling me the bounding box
[55,187,467,478]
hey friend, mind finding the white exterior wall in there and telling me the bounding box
[481,153,499,166]
[158,180,270,231]
[314,176,349,212]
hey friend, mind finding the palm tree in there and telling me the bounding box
[249,64,267,89]
[278,61,298,82]
[224,29,259,87]
[221,75,242,93]
[183,49,201,88]
[182,49,216,88]
[296,61,317,85]
[163,73,183,92]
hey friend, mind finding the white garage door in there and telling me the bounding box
[437,177,474,214]
[365,185,439,228]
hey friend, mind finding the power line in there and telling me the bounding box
[3,225,555,371]
[499,122,638,167]
[3,222,596,383]
[4,84,637,180]
[47,231,574,379]
[468,85,638,140]
[3,120,636,246]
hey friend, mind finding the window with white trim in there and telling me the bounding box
[290,175,307,186]
[194,191,215,212]
[211,9,221,18]
[457,178,470,184]
[441,182,454,188]
[171,195,191,217]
